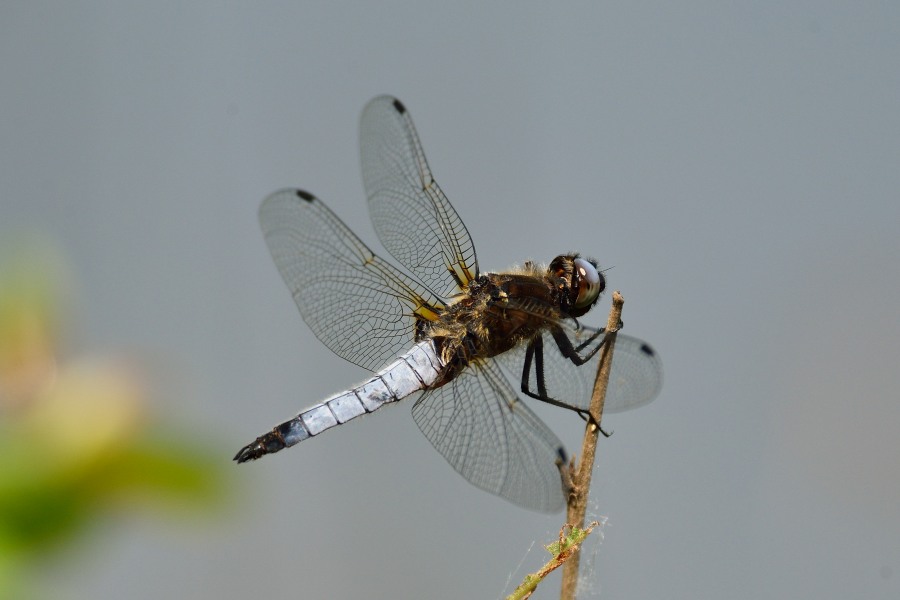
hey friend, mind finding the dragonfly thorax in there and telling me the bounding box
[424,268,572,374]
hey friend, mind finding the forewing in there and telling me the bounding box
[360,96,478,298]
[411,358,566,512]
[498,328,663,414]
[259,189,444,372]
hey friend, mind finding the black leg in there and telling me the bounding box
[550,324,612,366]
[533,333,548,398]
[518,328,617,437]
[519,335,609,435]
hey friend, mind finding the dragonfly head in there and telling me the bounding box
[549,255,605,318]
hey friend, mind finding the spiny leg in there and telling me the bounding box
[552,323,614,366]
[519,335,612,437]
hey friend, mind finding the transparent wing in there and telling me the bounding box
[498,328,663,414]
[259,189,445,372]
[360,96,478,298]
[411,358,567,512]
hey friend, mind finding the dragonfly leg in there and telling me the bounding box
[570,406,613,437]
[520,336,572,409]
[519,334,615,437]
[519,336,612,438]
[550,324,616,366]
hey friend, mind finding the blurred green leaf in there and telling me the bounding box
[0,238,231,596]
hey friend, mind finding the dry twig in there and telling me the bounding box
[558,291,624,600]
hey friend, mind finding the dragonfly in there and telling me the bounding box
[235,96,662,512]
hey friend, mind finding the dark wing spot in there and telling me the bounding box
[640,343,655,356]
[392,98,406,114]
[295,189,315,202]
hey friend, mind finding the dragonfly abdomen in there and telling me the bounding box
[234,340,444,463]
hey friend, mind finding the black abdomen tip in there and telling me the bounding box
[233,430,286,462]
[233,442,261,463]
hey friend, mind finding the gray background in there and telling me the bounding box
[3,2,899,598]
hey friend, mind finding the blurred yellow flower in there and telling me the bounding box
[22,358,144,468]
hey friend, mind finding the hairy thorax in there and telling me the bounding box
[420,267,558,380]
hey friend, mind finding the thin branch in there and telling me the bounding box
[506,522,600,600]
[559,291,624,600]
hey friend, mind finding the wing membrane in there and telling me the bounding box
[411,358,566,512]
[360,96,478,298]
[259,189,444,372]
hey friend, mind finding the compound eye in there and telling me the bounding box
[573,258,604,308]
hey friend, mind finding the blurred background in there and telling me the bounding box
[2,2,898,598]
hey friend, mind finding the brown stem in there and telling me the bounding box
[558,291,623,600]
